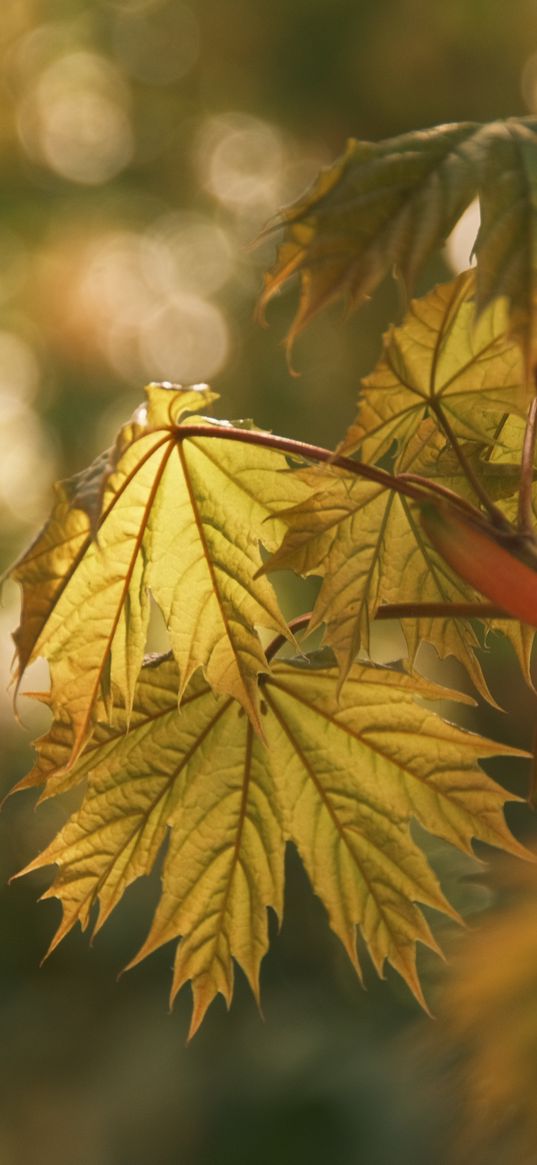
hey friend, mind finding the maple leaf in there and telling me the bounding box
[19,651,528,1035]
[8,111,537,1046]
[9,447,112,688]
[266,265,533,696]
[264,421,514,702]
[339,274,528,461]
[260,117,537,369]
[386,426,536,697]
[448,420,537,689]
[9,383,309,757]
[475,119,537,372]
[259,122,480,351]
[266,397,537,702]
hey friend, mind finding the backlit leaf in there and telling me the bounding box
[21,652,528,1033]
[265,428,502,702]
[9,113,537,1042]
[10,383,308,756]
[9,447,112,688]
[264,465,388,674]
[339,274,528,461]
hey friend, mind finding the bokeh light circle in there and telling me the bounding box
[17,51,134,184]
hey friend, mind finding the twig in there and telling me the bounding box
[264,602,510,663]
[375,601,507,620]
[172,423,487,521]
[265,613,313,662]
[397,473,489,514]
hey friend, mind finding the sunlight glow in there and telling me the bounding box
[445,198,480,275]
[140,295,230,382]
[144,213,234,296]
[76,229,231,382]
[17,51,134,184]
[197,114,285,218]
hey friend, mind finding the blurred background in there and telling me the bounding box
[2,1,537,1162]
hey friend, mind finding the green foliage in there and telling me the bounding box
[8,117,537,1035]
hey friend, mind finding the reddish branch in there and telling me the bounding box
[173,423,487,520]
[264,603,509,663]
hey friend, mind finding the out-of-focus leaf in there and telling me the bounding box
[260,117,537,370]
[10,383,308,755]
[20,652,528,1034]
[475,119,537,372]
[259,123,480,351]
[432,862,537,1163]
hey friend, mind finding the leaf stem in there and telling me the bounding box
[265,613,313,662]
[174,423,485,519]
[265,603,510,663]
[429,399,510,528]
[518,394,537,534]
[396,472,487,512]
[374,601,508,620]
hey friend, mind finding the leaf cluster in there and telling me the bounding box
[8,117,537,1034]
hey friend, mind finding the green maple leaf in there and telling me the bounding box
[19,651,528,1036]
[260,118,537,370]
[9,383,309,756]
[259,123,479,350]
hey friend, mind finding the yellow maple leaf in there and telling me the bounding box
[10,383,309,756]
[19,651,529,1035]
[339,274,528,461]
[264,424,507,702]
